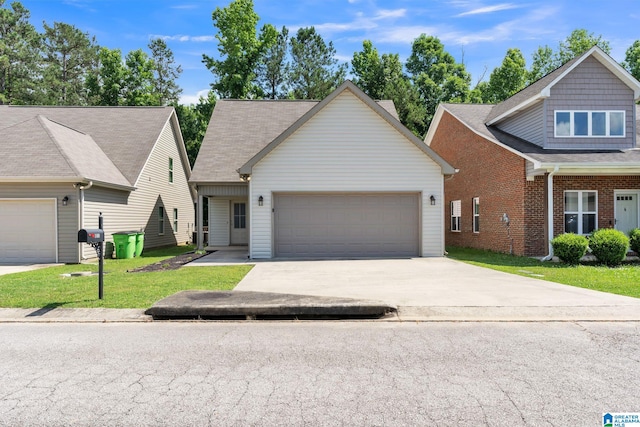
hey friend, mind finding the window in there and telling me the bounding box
[233,203,246,229]
[564,191,597,235]
[169,158,174,183]
[158,206,165,235]
[173,208,178,232]
[473,197,480,233]
[555,111,625,137]
[450,200,461,232]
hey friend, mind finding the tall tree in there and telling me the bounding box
[406,34,471,135]
[123,49,159,106]
[528,29,611,83]
[256,26,289,99]
[173,92,216,166]
[351,40,386,99]
[202,0,276,99]
[623,40,640,82]
[86,47,127,106]
[0,0,41,104]
[40,21,99,105]
[482,48,527,103]
[289,26,347,99]
[148,38,182,105]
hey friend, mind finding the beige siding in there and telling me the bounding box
[0,183,80,263]
[250,91,444,258]
[83,118,194,258]
[499,102,545,146]
[198,185,248,197]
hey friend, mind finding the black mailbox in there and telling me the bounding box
[78,229,104,243]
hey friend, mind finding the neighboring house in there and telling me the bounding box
[190,81,456,259]
[426,46,640,257]
[0,106,195,263]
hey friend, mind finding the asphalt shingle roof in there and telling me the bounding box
[0,105,174,186]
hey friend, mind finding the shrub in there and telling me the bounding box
[629,228,640,255]
[551,233,588,264]
[588,229,629,267]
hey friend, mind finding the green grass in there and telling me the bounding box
[446,246,640,299]
[0,245,252,309]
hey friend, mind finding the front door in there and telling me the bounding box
[616,193,639,234]
[230,202,248,245]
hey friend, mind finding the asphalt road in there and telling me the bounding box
[1,322,638,426]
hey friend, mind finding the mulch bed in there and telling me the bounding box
[128,251,210,273]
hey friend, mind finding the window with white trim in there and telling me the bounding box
[158,206,165,235]
[564,191,597,234]
[555,111,625,137]
[473,197,480,233]
[169,158,174,183]
[173,208,178,232]
[451,200,461,232]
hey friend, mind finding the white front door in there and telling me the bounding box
[616,193,639,234]
[209,199,230,246]
[230,202,248,245]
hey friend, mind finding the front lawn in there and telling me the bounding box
[0,245,252,309]
[446,246,640,299]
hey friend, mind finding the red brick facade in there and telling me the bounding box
[429,111,640,256]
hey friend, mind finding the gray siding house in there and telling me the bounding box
[0,106,195,263]
[426,46,640,257]
[191,81,455,259]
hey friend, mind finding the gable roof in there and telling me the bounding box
[189,82,427,184]
[428,103,640,171]
[486,46,640,125]
[0,105,182,187]
[236,80,455,176]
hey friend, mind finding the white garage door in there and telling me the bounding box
[0,199,57,263]
[274,193,419,258]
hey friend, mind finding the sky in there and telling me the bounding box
[20,0,640,105]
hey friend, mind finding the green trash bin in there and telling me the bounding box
[134,232,145,257]
[113,232,136,259]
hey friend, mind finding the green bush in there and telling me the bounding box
[629,228,640,255]
[551,233,588,264]
[588,229,629,266]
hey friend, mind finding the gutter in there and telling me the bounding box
[541,167,559,261]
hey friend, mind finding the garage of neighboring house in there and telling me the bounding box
[273,193,420,258]
[0,199,57,263]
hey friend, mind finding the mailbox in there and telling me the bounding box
[78,229,104,243]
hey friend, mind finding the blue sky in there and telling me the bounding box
[22,0,640,104]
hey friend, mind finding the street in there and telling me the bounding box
[1,322,638,426]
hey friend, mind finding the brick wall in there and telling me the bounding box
[430,111,531,255]
[552,176,640,236]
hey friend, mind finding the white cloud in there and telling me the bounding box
[456,3,522,17]
[308,8,407,35]
[150,34,215,42]
[179,89,211,106]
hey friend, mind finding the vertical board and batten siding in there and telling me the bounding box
[0,183,79,263]
[83,118,195,258]
[197,185,248,197]
[546,56,635,149]
[498,102,545,146]
[249,90,444,258]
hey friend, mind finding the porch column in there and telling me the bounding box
[197,192,204,251]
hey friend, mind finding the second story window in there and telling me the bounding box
[169,158,174,183]
[555,111,625,138]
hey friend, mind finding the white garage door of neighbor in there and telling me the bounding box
[0,199,57,263]
[274,193,419,258]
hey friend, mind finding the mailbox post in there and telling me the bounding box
[78,213,105,299]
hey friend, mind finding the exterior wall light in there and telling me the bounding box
[62,196,69,206]
[258,195,264,206]
[430,195,436,206]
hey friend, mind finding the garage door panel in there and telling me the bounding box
[0,200,57,263]
[274,193,419,258]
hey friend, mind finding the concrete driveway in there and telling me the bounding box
[0,263,59,276]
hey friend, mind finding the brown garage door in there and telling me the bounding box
[274,193,419,258]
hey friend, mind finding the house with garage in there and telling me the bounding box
[190,80,456,259]
[425,46,640,257]
[0,106,195,263]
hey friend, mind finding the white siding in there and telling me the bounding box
[83,118,195,258]
[249,91,445,258]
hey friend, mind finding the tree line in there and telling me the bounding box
[3,0,640,164]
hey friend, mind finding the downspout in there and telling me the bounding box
[541,167,558,261]
[74,181,93,260]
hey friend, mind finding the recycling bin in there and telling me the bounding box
[113,232,137,259]
[135,232,145,257]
